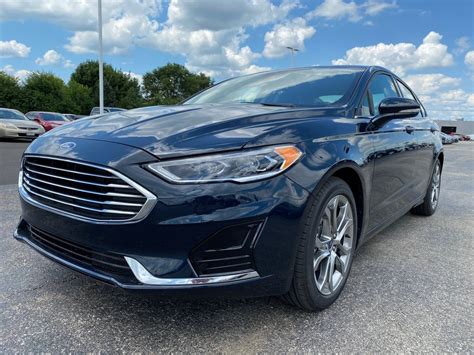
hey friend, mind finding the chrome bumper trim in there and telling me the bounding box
[125,256,259,286]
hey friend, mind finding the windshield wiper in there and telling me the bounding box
[259,102,296,107]
[238,101,296,107]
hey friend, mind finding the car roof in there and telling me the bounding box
[241,65,389,75]
[0,107,22,112]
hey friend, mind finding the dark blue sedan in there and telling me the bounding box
[14,66,443,311]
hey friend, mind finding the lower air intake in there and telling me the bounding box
[190,222,263,276]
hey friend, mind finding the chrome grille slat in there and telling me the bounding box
[23,172,145,198]
[23,184,137,215]
[24,165,133,188]
[20,156,157,223]
[26,161,116,179]
[24,178,143,207]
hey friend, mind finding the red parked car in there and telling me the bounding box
[25,111,69,131]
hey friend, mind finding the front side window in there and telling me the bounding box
[184,68,364,108]
[360,92,371,116]
[40,113,67,121]
[368,74,399,115]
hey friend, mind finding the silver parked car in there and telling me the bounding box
[0,108,45,139]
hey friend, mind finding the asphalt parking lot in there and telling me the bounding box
[0,140,472,352]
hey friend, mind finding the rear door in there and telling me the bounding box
[395,78,436,197]
[365,73,420,232]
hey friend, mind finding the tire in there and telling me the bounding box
[411,160,441,216]
[283,177,358,311]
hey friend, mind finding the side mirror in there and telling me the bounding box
[378,97,421,118]
[368,97,421,129]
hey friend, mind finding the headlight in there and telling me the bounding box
[0,122,17,129]
[147,145,303,183]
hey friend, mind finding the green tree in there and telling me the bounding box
[21,72,70,113]
[0,71,24,110]
[70,60,142,109]
[143,63,213,105]
[65,80,94,115]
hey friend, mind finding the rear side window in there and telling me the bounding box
[368,74,399,115]
[397,80,416,101]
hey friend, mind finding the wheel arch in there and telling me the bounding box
[437,151,444,171]
[310,161,368,248]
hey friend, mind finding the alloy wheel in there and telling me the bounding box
[313,194,354,296]
[431,163,441,209]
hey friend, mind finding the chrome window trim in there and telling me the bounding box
[124,256,259,286]
[19,155,157,224]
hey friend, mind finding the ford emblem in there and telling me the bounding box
[59,142,76,150]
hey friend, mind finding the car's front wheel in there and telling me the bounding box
[284,177,357,311]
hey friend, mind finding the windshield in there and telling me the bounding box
[0,109,27,120]
[184,68,364,107]
[40,113,67,121]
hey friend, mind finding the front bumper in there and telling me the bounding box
[15,137,311,296]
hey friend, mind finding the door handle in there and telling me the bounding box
[405,125,415,134]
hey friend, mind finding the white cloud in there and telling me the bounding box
[58,0,295,76]
[0,40,31,58]
[137,0,299,77]
[0,0,162,32]
[240,64,272,75]
[465,50,474,69]
[167,0,297,31]
[404,74,461,96]
[65,14,160,55]
[63,60,75,69]
[401,73,473,121]
[332,31,454,75]
[127,72,144,86]
[35,49,74,68]
[35,49,61,65]
[307,0,360,22]
[362,0,397,16]
[263,18,316,58]
[306,0,397,22]
[454,36,470,55]
[1,64,32,81]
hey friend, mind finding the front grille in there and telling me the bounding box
[21,156,155,222]
[28,225,135,280]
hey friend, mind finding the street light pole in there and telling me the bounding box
[286,46,300,68]
[98,0,104,114]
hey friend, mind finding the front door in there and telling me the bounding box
[365,73,420,232]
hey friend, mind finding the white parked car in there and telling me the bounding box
[0,108,45,139]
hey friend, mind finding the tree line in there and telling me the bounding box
[0,61,213,115]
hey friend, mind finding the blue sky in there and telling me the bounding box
[1,0,473,119]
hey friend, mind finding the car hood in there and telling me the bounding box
[46,104,341,159]
[0,119,42,128]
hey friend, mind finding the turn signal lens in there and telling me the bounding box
[275,146,303,170]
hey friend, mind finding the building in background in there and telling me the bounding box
[435,120,474,134]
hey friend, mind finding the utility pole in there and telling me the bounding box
[286,46,300,68]
[98,0,104,114]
